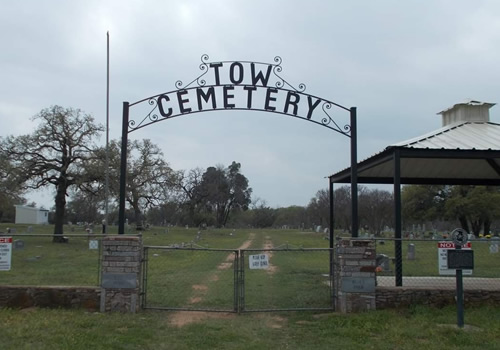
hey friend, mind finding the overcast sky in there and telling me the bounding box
[2,0,500,209]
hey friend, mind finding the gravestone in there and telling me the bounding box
[407,243,416,260]
[376,254,390,271]
[490,243,499,254]
[14,240,25,250]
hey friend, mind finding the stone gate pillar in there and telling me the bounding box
[334,239,376,313]
[100,236,142,313]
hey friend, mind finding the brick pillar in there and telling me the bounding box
[100,236,142,313]
[334,239,376,313]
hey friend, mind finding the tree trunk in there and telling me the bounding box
[458,215,470,234]
[133,202,142,229]
[53,182,67,242]
[484,218,491,236]
[470,219,482,237]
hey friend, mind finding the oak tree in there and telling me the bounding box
[1,106,103,241]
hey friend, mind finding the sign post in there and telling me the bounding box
[0,237,13,271]
[449,228,473,328]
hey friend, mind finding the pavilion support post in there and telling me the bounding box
[394,148,403,286]
[329,181,335,278]
[329,181,334,248]
[118,102,129,235]
[350,107,358,238]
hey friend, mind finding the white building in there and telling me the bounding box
[14,205,49,225]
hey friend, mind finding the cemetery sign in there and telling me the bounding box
[118,55,358,235]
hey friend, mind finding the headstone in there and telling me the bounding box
[490,243,499,254]
[407,243,416,260]
[14,240,25,250]
[27,226,33,233]
[376,254,390,271]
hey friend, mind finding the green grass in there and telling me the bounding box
[2,224,500,348]
[1,305,500,349]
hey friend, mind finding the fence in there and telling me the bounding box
[142,246,239,312]
[240,248,333,312]
[0,233,105,287]
[372,237,500,290]
[142,246,335,312]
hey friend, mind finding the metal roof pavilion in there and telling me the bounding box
[328,100,500,287]
[329,103,500,186]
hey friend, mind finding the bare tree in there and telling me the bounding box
[107,139,176,227]
[1,106,103,241]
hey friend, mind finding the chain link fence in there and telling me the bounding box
[373,237,500,290]
[0,233,105,286]
[142,246,239,312]
[142,246,335,312]
[239,248,334,312]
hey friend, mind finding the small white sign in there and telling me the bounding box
[249,254,269,269]
[438,241,472,275]
[0,237,13,271]
[89,240,99,250]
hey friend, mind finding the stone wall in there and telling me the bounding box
[0,285,100,311]
[376,287,500,309]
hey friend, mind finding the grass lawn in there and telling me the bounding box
[1,305,500,349]
[2,224,500,348]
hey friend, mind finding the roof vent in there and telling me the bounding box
[437,100,495,127]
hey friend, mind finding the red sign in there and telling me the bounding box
[0,237,12,244]
[438,242,471,249]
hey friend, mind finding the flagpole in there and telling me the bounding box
[104,31,110,234]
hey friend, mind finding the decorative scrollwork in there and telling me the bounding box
[271,57,306,93]
[321,102,350,135]
[175,54,210,90]
[129,98,161,131]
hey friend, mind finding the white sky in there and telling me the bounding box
[1,0,500,209]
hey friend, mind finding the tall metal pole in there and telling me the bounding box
[104,31,110,234]
[118,102,129,235]
[394,148,403,286]
[350,107,358,238]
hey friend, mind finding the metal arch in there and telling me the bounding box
[118,55,358,236]
[125,89,352,138]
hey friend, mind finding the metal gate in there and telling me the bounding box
[239,248,334,312]
[142,246,334,312]
[142,246,239,312]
